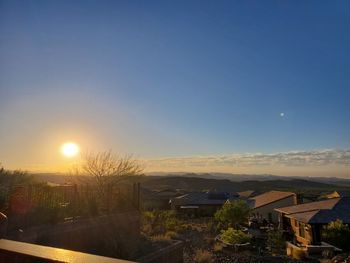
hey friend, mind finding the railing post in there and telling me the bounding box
[132,183,136,208]
[73,184,78,220]
[0,212,8,239]
[137,182,140,210]
[132,183,140,210]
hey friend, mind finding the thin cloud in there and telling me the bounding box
[145,149,350,169]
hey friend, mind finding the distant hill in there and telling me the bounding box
[146,172,350,186]
[31,173,87,184]
[31,172,350,193]
[136,176,350,193]
[146,172,288,181]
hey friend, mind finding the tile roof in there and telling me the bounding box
[250,191,295,209]
[277,197,350,224]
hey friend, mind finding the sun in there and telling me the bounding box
[61,142,79,157]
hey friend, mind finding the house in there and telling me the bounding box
[170,191,238,216]
[237,190,257,199]
[275,197,350,247]
[297,193,320,204]
[249,191,297,223]
[141,188,184,210]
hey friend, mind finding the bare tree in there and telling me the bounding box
[82,151,144,197]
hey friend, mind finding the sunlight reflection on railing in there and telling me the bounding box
[0,239,134,263]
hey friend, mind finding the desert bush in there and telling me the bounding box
[165,230,178,239]
[267,230,285,254]
[205,236,215,246]
[181,223,193,232]
[328,254,350,262]
[322,220,350,250]
[151,234,172,243]
[214,200,250,229]
[206,220,217,233]
[163,210,181,231]
[321,249,334,259]
[193,249,213,263]
[213,243,223,253]
[142,210,185,236]
[220,227,251,244]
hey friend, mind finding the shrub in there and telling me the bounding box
[322,219,350,250]
[220,228,251,244]
[214,200,250,229]
[165,230,178,239]
[213,243,223,253]
[321,249,334,259]
[193,249,213,263]
[267,230,285,254]
[142,210,184,236]
[151,234,172,243]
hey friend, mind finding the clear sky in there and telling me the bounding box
[1,1,350,177]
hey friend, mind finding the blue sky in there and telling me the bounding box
[1,1,350,175]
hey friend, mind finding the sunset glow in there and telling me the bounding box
[1,1,350,177]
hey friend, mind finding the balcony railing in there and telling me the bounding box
[0,239,135,263]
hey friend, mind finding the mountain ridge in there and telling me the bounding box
[31,171,350,187]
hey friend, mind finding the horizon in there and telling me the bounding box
[1,1,350,178]
[28,170,350,181]
[5,148,350,179]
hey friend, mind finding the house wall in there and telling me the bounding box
[253,195,296,223]
[289,218,313,245]
[286,241,307,260]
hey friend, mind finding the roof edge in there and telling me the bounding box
[252,193,296,210]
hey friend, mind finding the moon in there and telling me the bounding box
[61,142,79,157]
[280,112,285,117]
